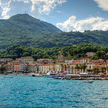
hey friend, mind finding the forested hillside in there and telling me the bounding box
[0,44,108,60]
[0,14,108,49]
[0,14,61,49]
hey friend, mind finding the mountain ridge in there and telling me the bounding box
[0,14,108,49]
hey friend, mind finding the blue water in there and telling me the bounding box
[0,76,108,108]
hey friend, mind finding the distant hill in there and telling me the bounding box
[0,14,108,49]
[46,30,108,47]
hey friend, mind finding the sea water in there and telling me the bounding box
[0,75,108,108]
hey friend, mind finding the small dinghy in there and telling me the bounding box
[83,80,94,83]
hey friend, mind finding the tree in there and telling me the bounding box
[75,64,81,72]
[92,67,100,74]
[96,51,106,59]
[0,43,108,60]
[0,66,6,74]
[80,63,87,72]
[87,69,93,74]
[101,67,106,73]
[66,52,72,59]
[64,64,67,71]
[60,64,64,72]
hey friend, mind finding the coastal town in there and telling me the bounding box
[0,52,108,80]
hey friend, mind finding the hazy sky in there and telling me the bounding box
[0,0,108,32]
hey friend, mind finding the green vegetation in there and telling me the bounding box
[0,14,61,49]
[50,31,108,47]
[0,44,108,60]
[0,14,108,49]
[0,66,6,74]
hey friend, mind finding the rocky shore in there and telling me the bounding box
[44,74,108,80]
[55,76,108,80]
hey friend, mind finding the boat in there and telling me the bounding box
[31,73,41,77]
[83,80,94,83]
[46,71,57,75]
[32,74,36,77]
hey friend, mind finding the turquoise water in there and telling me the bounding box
[0,76,108,108]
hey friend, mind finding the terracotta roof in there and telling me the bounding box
[70,62,81,65]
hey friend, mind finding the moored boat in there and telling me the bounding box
[83,80,94,83]
[46,71,57,75]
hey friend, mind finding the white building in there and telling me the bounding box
[86,52,96,57]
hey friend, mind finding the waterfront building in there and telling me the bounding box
[7,61,27,72]
[94,63,107,72]
[79,58,90,64]
[55,63,68,73]
[56,59,65,63]
[65,60,74,64]
[13,63,20,72]
[37,63,56,74]
[38,64,50,74]
[3,56,108,75]
[19,64,27,72]
[6,62,14,72]
[69,62,81,74]
[86,62,94,70]
[27,64,38,73]
[55,63,62,73]
[0,58,13,63]
[16,57,34,64]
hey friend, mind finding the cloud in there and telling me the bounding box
[0,0,11,19]
[0,0,66,19]
[56,16,108,32]
[30,0,66,14]
[94,0,108,11]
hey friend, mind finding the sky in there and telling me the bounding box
[0,0,108,32]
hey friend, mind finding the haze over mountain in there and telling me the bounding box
[0,14,108,49]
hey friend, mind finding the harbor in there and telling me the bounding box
[44,72,108,80]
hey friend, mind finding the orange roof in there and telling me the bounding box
[94,64,106,67]
[70,62,81,65]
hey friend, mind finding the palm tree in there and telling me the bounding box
[60,64,64,72]
[64,64,67,71]
[101,67,106,73]
[106,66,108,73]
[0,66,6,74]
[75,64,81,73]
[92,67,99,74]
[87,69,93,74]
[81,63,87,73]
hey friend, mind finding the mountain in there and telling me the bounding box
[0,14,108,49]
[0,14,62,49]
[46,30,108,47]
[35,30,108,48]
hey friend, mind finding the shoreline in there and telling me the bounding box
[59,77,108,80]
[0,72,42,77]
[1,73,108,80]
